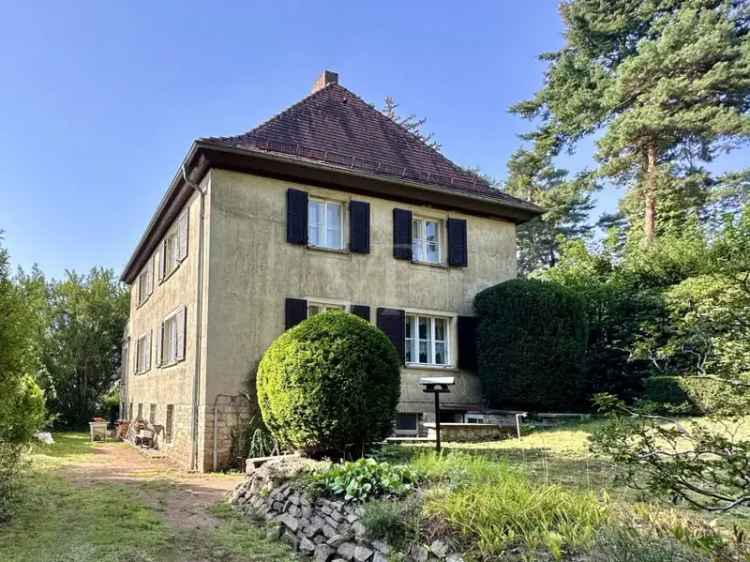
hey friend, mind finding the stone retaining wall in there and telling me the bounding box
[230,457,463,562]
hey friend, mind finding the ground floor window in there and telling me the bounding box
[129,402,133,420]
[149,404,156,425]
[137,403,143,420]
[396,412,421,433]
[165,405,174,443]
[405,314,450,366]
[307,301,346,317]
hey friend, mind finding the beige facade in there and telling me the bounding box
[122,166,518,471]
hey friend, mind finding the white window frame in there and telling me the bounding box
[405,313,451,367]
[411,217,442,264]
[135,334,150,374]
[163,228,180,278]
[307,298,348,318]
[137,261,152,306]
[308,198,344,250]
[160,312,179,366]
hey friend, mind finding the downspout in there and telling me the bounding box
[182,164,207,472]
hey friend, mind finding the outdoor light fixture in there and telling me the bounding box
[419,377,454,452]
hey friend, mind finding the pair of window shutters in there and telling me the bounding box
[286,189,370,253]
[375,308,477,371]
[284,298,371,330]
[155,306,187,367]
[155,213,189,282]
[283,300,478,372]
[392,209,468,267]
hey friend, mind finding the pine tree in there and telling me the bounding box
[512,0,750,243]
[382,97,441,150]
[505,148,598,275]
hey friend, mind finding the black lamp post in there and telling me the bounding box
[419,377,455,452]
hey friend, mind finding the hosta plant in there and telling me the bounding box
[311,458,422,502]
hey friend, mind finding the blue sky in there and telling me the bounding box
[0,1,745,280]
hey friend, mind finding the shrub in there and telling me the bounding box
[256,310,401,457]
[591,527,708,562]
[643,376,732,415]
[474,279,588,411]
[310,458,421,502]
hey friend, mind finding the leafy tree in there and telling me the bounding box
[39,268,129,426]
[505,148,598,274]
[382,96,441,150]
[512,0,750,243]
[0,238,46,521]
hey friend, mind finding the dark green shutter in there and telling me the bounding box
[377,307,405,364]
[393,208,412,260]
[447,218,468,267]
[349,201,370,254]
[457,315,478,371]
[285,298,307,330]
[351,305,370,321]
[286,189,308,245]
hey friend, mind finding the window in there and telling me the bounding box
[158,307,186,367]
[161,313,179,365]
[405,314,450,366]
[137,403,143,420]
[160,213,188,281]
[149,404,156,425]
[412,217,441,264]
[163,229,179,277]
[396,413,419,431]
[308,198,343,250]
[135,333,151,374]
[129,402,133,421]
[165,405,174,443]
[307,301,345,317]
[137,261,152,305]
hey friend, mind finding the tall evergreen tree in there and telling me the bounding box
[505,148,598,275]
[512,0,750,243]
[382,96,441,150]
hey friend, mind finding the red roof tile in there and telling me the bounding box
[202,82,538,210]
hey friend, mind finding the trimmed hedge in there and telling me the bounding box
[643,376,735,415]
[257,310,401,457]
[474,279,588,411]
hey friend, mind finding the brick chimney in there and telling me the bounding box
[311,70,338,94]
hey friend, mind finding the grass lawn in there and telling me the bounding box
[379,418,750,560]
[0,433,295,562]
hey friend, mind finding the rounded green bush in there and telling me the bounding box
[474,279,588,411]
[257,310,401,457]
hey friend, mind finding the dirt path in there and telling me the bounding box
[60,440,245,531]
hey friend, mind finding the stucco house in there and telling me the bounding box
[119,71,542,471]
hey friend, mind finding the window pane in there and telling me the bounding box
[412,219,420,240]
[435,318,446,341]
[435,342,447,365]
[425,221,438,243]
[325,203,342,249]
[405,338,413,363]
[419,340,428,363]
[396,413,417,431]
[327,225,341,248]
[426,242,439,263]
[418,317,428,339]
[308,305,321,317]
[308,202,322,246]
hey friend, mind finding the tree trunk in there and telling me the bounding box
[643,144,658,244]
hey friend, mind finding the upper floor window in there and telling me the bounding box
[159,212,188,282]
[135,332,151,374]
[137,261,153,306]
[412,217,441,264]
[405,314,449,366]
[308,198,343,250]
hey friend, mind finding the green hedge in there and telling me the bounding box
[474,279,588,411]
[256,310,401,457]
[643,376,735,415]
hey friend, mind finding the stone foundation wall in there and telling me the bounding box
[423,422,515,442]
[230,458,464,562]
